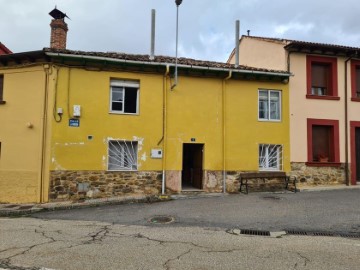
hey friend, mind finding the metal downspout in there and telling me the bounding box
[161,65,170,195]
[222,70,232,193]
[40,64,50,202]
[345,56,352,186]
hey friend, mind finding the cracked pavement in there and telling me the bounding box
[0,218,359,270]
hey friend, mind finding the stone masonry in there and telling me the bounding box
[291,162,346,186]
[50,170,162,201]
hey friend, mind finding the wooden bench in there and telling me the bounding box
[239,171,297,194]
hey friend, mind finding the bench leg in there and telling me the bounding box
[239,179,249,194]
[285,176,297,193]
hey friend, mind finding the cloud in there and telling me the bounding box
[274,22,314,36]
[1,0,360,62]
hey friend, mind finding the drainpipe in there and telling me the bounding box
[222,70,232,193]
[39,64,51,202]
[345,56,352,186]
[161,65,170,195]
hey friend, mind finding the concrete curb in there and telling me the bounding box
[1,186,359,217]
[0,194,171,217]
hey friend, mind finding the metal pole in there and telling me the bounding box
[235,20,240,68]
[150,9,156,60]
[171,0,182,89]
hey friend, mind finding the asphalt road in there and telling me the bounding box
[32,189,360,234]
[1,218,359,270]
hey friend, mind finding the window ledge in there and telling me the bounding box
[305,162,341,167]
[0,100,6,105]
[306,95,340,101]
[351,97,360,102]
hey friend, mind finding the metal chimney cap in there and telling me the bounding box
[175,0,183,6]
[49,7,70,20]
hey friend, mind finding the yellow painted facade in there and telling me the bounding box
[0,66,51,203]
[50,68,290,171]
[0,52,290,203]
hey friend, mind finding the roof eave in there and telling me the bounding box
[45,51,290,78]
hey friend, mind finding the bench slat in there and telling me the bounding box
[239,172,287,179]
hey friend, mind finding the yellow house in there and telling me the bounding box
[0,47,290,203]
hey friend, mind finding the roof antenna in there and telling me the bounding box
[171,0,183,90]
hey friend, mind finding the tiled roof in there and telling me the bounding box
[227,35,360,63]
[242,36,360,55]
[0,42,12,55]
[44,48,289,75]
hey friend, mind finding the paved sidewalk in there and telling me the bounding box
[1,184,359,217]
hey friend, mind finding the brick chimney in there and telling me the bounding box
[49,8,69,50]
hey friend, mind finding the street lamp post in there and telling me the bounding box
[172,0,183,89]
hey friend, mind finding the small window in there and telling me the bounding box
[351,60,360,101]
[311,63,330,96]
[259,144,283,171]
[307,119,340,164]
[110,80,139,114]
[0,74,4,103]
[258,90,281,121]
[312,125,333,162]
[306,56,338,99]
[108,140,138,171]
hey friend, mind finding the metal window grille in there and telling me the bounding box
[259,144,283,171]
[108,140,138,171]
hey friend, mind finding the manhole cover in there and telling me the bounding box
[149,216,175,224]
[262,196,282,200]
[17,205,34,210]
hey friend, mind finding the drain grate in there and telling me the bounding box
[149,215,175,224]
[286,230,360,239]
[286,230,308,236]
[338,233,360,239]
[240,229,271,236]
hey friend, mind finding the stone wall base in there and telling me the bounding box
[50,165,347,201]
[291,162,346,186]
[50,170,162,201]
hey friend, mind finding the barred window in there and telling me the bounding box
[108,140,138,171]
[259,144,283,171]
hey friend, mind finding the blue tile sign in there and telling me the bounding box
[69,119,80,127]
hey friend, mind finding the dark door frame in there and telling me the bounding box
[182,143,204,190]
[350,121,360,185]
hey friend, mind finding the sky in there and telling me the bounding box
[1,0,360,62]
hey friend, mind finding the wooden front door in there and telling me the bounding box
[356,128,360,182]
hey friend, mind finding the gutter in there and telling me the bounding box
[161,65,170,195]
[44,52,290,78]
[222,71,232,193]
[344,57,352,186]
[39,64,51,203]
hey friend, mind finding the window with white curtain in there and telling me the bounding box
[110,80,139,114]
[258,90,281,121]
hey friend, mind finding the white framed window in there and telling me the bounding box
[258,89,281,121]
[108,140,138,171]
[259,144,283,171]
[110,80,139,114]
